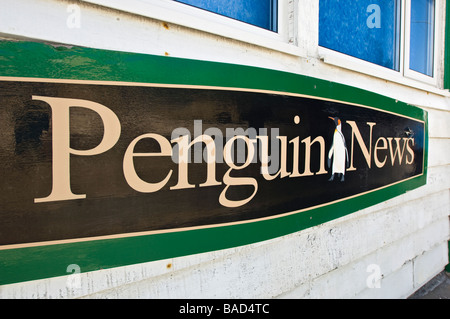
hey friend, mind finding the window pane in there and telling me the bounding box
[174,0,277,31]
[410,0,435,76]
[319,0,401,70]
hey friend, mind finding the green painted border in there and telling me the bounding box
[0,41,428,286]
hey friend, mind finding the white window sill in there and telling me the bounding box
[319,47,450,97]
[81,0,303,57]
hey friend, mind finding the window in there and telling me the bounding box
[405,0,436,80]
[319,0,401,71]
[174,0,278,31]
[81,0,297,56]
[409,0,435,76]
[319,0,440,85]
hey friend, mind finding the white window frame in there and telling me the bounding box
[404,0,440,86]
[318,0,444,91]
[81,0,302,56]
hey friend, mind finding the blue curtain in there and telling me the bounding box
[175,0,277,31]
[319,0,400,70]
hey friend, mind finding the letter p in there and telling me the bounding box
[34,96,121,203]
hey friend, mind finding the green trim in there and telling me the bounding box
[0,175,427,286]
[0,41,428,285]
[0,41,425,119]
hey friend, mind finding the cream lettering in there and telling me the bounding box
[33,96,121,203]
[220,136,258,208]
[374,137,388,168]
[34,96,417,208]
[347,121,376,171]
[123,133,173,193]
[387,137,409,166]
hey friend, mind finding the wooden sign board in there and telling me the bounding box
[0,42,427,285]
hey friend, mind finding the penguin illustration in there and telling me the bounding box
[327,117,349,182]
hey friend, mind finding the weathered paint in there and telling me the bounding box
[446,241,450,273]
[445,0,450,89]
[0,41,428,286]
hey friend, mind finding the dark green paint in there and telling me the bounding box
[0,41,428,285]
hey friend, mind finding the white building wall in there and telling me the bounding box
[0,0,449,299]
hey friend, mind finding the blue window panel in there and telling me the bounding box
[319,0,401,71]
[410,0,435,76]
[174,0,277,31]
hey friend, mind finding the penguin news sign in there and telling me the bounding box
[24,94,421,209]
[0,42,427,285]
